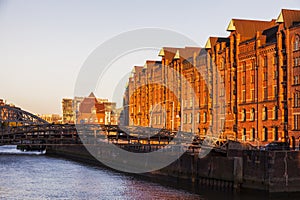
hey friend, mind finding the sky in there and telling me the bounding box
[0,0,299,115]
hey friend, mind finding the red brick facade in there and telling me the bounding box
[123,9,300,146]
[77,92,118,125]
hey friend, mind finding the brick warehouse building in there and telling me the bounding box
[123,9,300,147]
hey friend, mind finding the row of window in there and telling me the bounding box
[241,106,278,122]
[240,57,277,72]
[242,127,279,142]
[241,70,278,85]
[241,86,277,102]
[183,112,207,124]
[82,118,105,123]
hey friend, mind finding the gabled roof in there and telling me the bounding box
[144,60,161,70]
[158,48,165,57]
[88,92,96,98]
[159,47,183,61]
[171,47,201,61]
[277,9,300,28]
[205,37,229,49]
[79,96,105,113]
[227,18,276,40]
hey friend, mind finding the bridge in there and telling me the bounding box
[0,104,232,153]
[0,104,179,151]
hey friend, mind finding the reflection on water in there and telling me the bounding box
[0,146,201,200]
[0,146,299,200]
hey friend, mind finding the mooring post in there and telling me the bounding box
[233,157,243,192]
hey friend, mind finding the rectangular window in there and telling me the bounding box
[220,101,225,114]
[242,128,247,141]
[251,89,255,101]
[263,128,268,141]
[263,71,268,81]
[264,87,268,100]
[273,70,278,79]
[242,109,246,121]
[273,127,278,141]
[189,99,193,108]
[294,58,298,67]
[243,63,246,72]
[242,90,246,102]
[242,76,246,85]
[220,75,225,83]
[197,112,200,123]
[250,75,253,83]
[295,76,298,85]
[251,128,255,141]
[220,88,225,97]
[203,112,207,123]
[295,93,299,108]
[294,115,300,130]
[264,56,268,67]
[251,61,255,70]
[273,106,278,120]
[262,107,268,121]
[273,86,278,97]
[250,109,255,121]
[183,114,187,124]
[273,56,277,65]
[189,113,193,124]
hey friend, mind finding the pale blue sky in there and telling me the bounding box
[0,0,299,114]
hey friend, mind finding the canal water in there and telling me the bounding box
[0,146,299,200]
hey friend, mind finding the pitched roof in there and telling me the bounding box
[79,96,105,113]
[161,46,201,61]
[88,92,96,98]
[159,47,183,61]
[227,19,276,40]
[205,37,229,49]
[278,9,300,29]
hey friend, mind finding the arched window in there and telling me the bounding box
[295,35,299,51]
[250,108,255,121]
[242,109,246,121]
[262,107,268,120]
